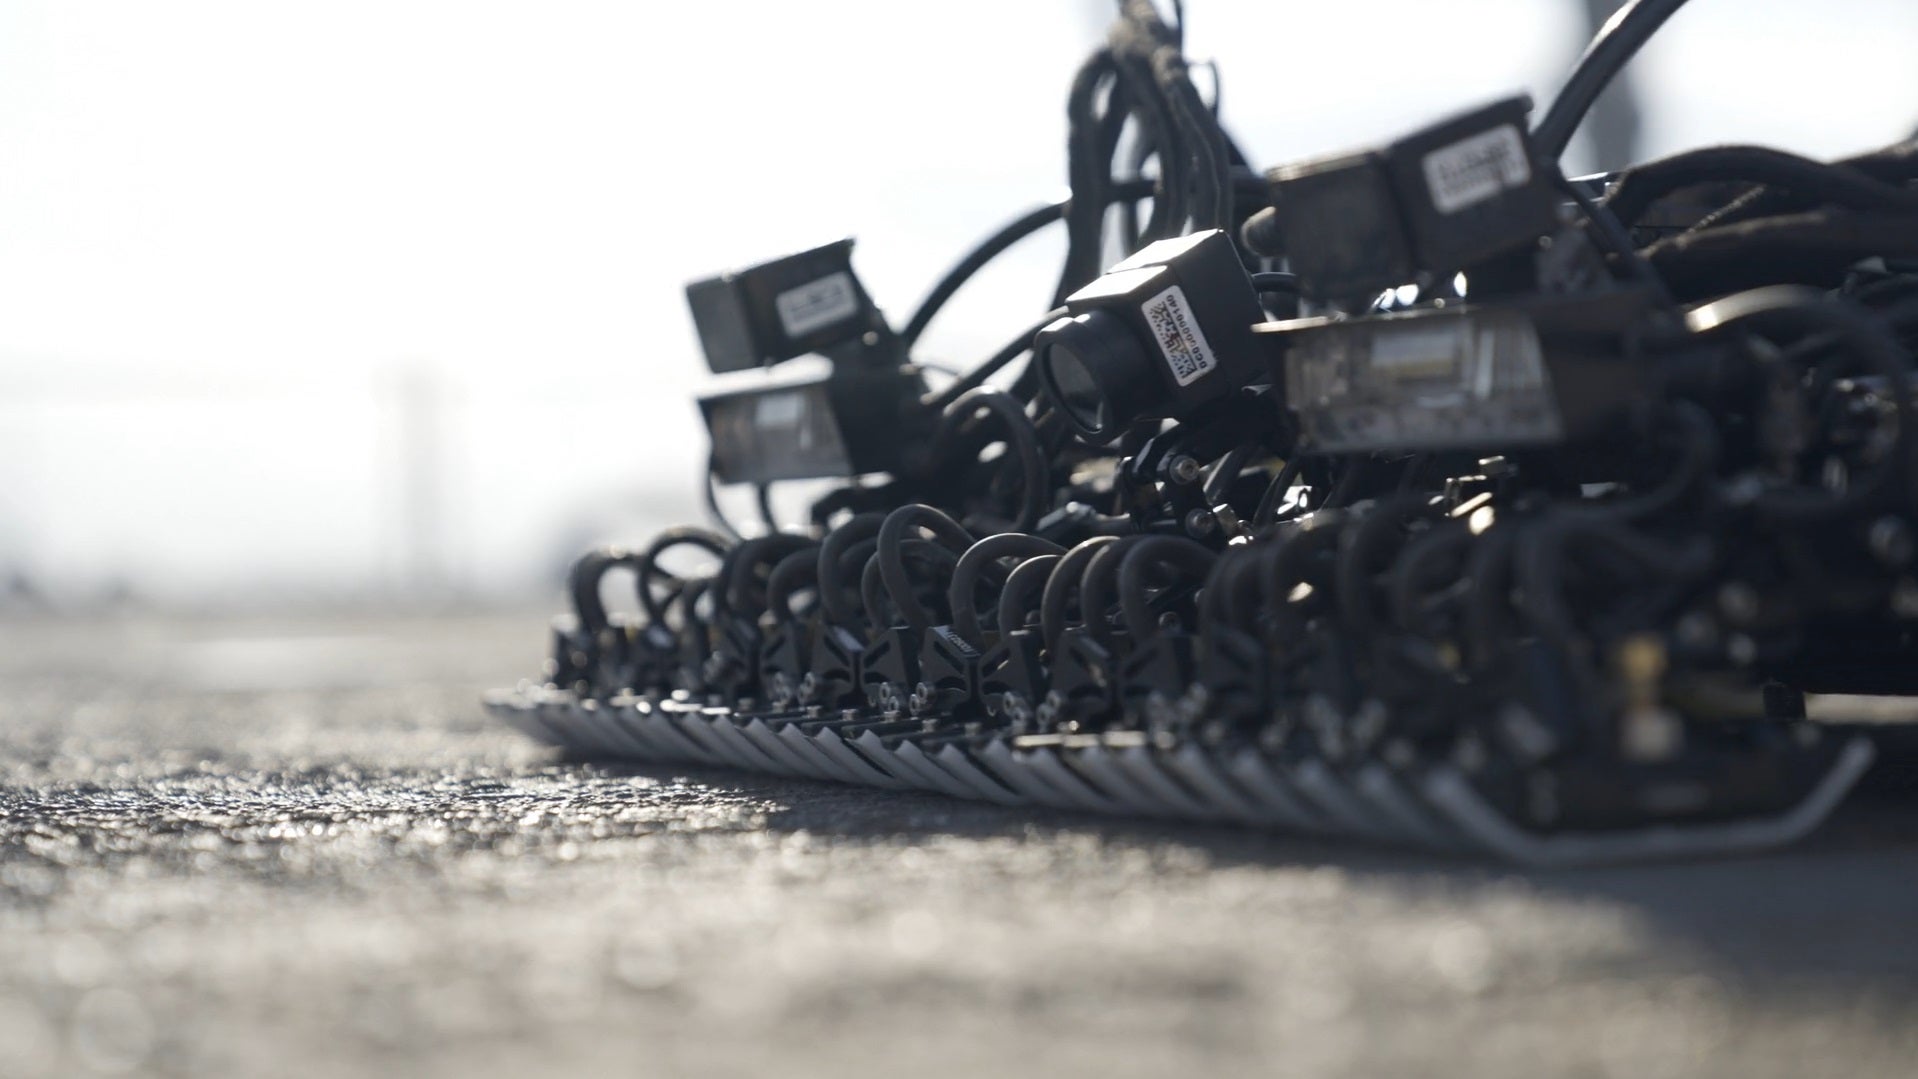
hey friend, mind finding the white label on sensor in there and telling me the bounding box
[1423,124,1531,214]
[754,389,807,427]
[1141,285,1217,387]
[774,272,859,338]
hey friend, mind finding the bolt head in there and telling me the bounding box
[1870,517,1914,567]
[1716,582,1761,626]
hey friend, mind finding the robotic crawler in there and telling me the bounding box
[489,0,1917,862]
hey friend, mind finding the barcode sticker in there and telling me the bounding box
[1141,286,1217,387]
[753,389,807,426]
[1422,125,1531,214]
[774,272,859,338]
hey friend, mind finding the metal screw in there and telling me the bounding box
[1166,455,1202,485]
[1869,517,1914,567]
[1621,706,1684,761]
[1716,582,1761,626]
[1726,634,1758,666]
[909,681,935,715]
[1674,612,1718,650]
[1723,475,1765,506]
[1894,581,1918,619]
[1822,456,1849,493]
[769,671,795,707]
[1184,508,1217,536]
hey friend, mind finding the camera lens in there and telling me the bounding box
[1041,340,1110,435]
[1034,311,1152,440]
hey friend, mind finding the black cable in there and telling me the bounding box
[859,547,893,632]
[1562,401,1717,523]
[876,504,977,634]
[935,388,1051,530]
[765,545,822,624]
[1256,513,1344,646]
[861,539,961,632]
[1196,542,1260,635]
[634,527,731,626]
[1321,455,1371,509]
[1691,138,1918,233]
[814,512,887,626]
[1080,534,1154,645]
[668,576,713,644]
[1251,457,1305,526]
[948,533,1068,647]
[1059,49,1122,301]
[754,484,779,534]
[1109,51,1188,245]
[1645,208,1918,299]
[1116,535,1216,639]
[1133,0,1230,234]
[1386,519,1475,637]
[1250,271,1300,295]
[1558,169,1672,302]
[1855,275,1918,310]
[567,547,635,634]
[1333,494,1433,639]
[922,308,1069,413]
[1155,49,1230,232]
[829,537,880,627]
[703,452,744,542]
[1202,444,1258,505]
[1687,287,1917,521]
[1040,536,1119,650]
[1879,295,1918,334]
[905,201,1065,349]
[1604,145,1918,229]
[1461,521,1521,671]
[716,533,811,620]
[1118,80,1155,250]
[1513,513,1711,680]
[997,553,1063,640]
[1534,0,1693,163]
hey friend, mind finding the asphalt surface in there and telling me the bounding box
[3,609,1918,1078]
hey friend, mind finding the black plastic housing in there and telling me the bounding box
[1263,289,1659,453]
[699,366,931,484]
[1033,229,1266,440]
[685,240,889,372]
[1269,97,1561,301]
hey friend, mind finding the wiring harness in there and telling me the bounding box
[488,0,1917,862]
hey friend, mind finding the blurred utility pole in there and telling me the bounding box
[394,365,446,603]
[1575,0,1645,173]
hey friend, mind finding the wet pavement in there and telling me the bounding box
[2,610,1917,1078]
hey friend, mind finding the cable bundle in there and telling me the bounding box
[489,0,1915,862]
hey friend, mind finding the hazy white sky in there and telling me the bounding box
[1,0,1914,601]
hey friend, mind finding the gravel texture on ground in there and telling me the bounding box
[2,609,1917,1078]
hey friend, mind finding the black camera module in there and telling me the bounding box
[685,239,897,373]
[491,0,1912,865]
[1033,229,1265,441]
